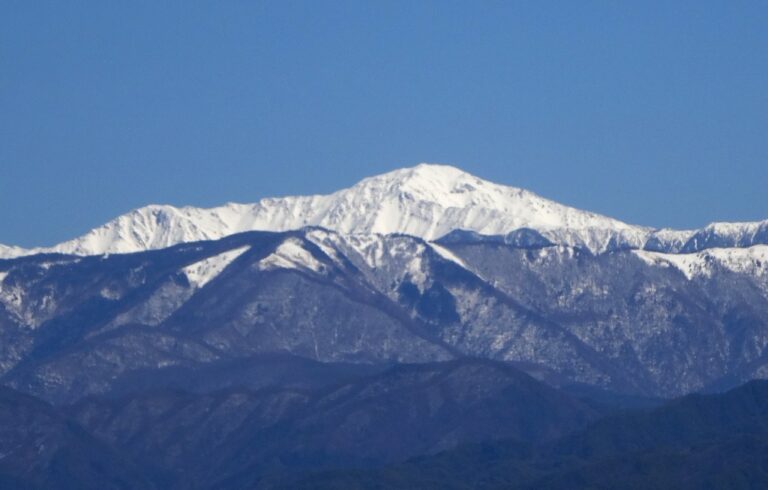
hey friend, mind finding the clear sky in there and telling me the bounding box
[1,1,767,247]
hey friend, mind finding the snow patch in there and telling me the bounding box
[406,255,427,290]
[305,229,345,266]
[429,243,469,269]
[182,246,250,288]
[100,287,122,300]
[342,234,387,269]
[258,238,324,273]
[634,250,671,268]
[634,246,768,280]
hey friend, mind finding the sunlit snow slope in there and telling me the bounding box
[1,163,766,258]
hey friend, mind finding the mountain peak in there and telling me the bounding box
[348,163,529,211]
[0,163,640,257]
[355,163,482,192]
[383,162,467,175]
[2,163,765,259]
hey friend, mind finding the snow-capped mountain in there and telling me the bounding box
[0,163,766,258]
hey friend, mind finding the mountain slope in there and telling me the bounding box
[0,386,156,490]
[67,358,600,489]
[2,227,768,401]
[292,380,768,490]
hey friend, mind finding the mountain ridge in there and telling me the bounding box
[2,163,766,258]
[2,226,768,401]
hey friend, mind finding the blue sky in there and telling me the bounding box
[1,1,767,247]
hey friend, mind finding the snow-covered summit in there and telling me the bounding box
[337,163,641,235]
[0,163,765,258]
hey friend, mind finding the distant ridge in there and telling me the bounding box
[1,163,766,258]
